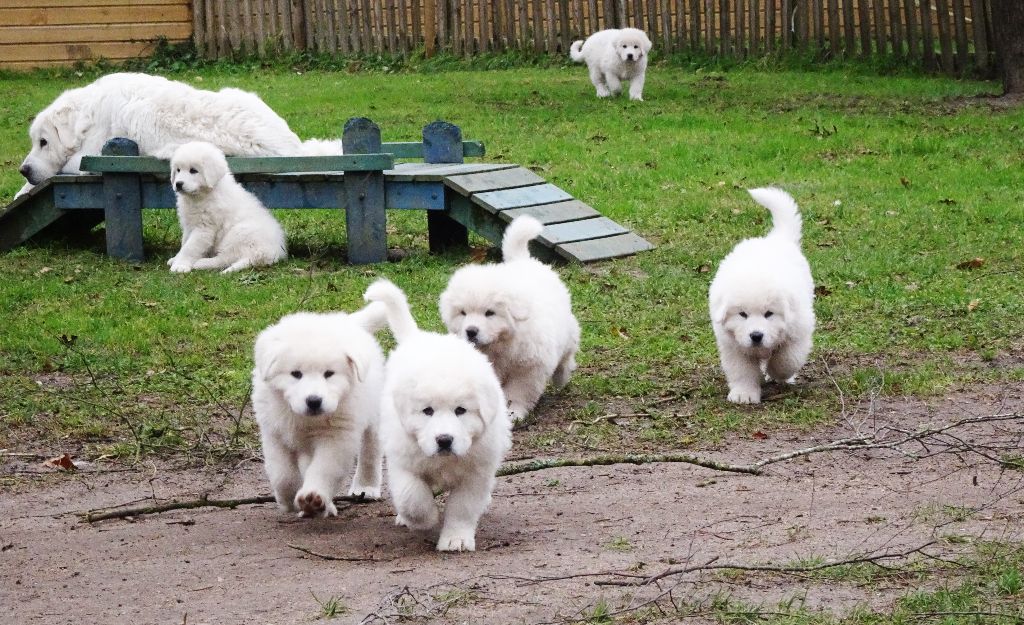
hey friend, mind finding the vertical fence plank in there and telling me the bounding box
[385,0,397,53]
[559,0,571,52]
[951,0,968,74]
[750,0,759,54]
[933,0,954,73]
[888,0,903,56]
[795,0,807,51]
[826,0,839,54]
[194,0,207,56]
[291,0,306,49]
[410,0,422,52]
[919,0,935,70]
[227,0,240,52]
[254,0,267,53]
[872,0,887,55]
[969,0,988,71]
[718,0,729,55]
[735,0,745,56]
[840,0,854,55]
[617,0,627,27]
[764,0,774,52]
[587,0,599,34]
[813,0,824,50]
[659,0,672,52]
[856,0,870,56]
[902,0,917,58]
[780,0,790,50]
[688,0,699,49]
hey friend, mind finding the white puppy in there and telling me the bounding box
[439,216,580,423]
[251,303,387,517]
[365,279,511,552]
[168,141,287,274]
[709,188,816,404]
[17,72,340,197]
[570,28,652,101]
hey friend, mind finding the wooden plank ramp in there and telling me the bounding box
[441,165,654,262]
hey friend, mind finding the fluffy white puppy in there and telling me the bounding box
[709,188,816,404]
[365,279,511,552]
[252,303,387,517]
[439,216,580,423]
[168,141,287,273]
[570,28,652,101]
[16,72,340,196]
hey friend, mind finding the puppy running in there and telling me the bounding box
[709,188,816,404]
[365,279,511,552]
[439,216,580,424]
[168,141,286,273]
[570,28,652,101]
[252,303,387,517]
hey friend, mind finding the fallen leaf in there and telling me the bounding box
[589,134,608,142]
[939,198,957,205]
[614,327,630,340]
[968,299,981,312]
[469,246,489,263]
[814,285,833,297]
[956,257,985,270]
[752,431,769,440]
[43,453,77,471]
[35,266,52,276]
[695,264,711,274]
[900,177,911,188]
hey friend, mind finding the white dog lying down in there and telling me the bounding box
[570,28,652,101]
[439,216,580,423]
[709,188,816,404]
[365,279,512,552]
[252,303,387,517]
[168,141,287,274]
[17,72,340,196]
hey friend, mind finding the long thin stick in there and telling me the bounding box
[81,493,372,523]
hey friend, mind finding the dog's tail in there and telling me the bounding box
[501,215,544,263]
[363,279,419,343]
[569,40,585,62]
[749,187,803,245]
[348,300,388,333]
[300,138,344,156]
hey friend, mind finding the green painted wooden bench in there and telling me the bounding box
[0,118,653,264]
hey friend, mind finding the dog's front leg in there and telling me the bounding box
[347,424,383,499]
[295,439,351,517]
[388,466,440,530]
[628,69,646,101]
[765,335,812,384]
[170,228,215,273]
[504,365,549,424]
[260,434,301,512]
[605,72,623,96]
[718,339,763,404]
[437,474,495,552]
[590,66,612,97]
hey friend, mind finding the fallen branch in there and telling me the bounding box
[81,493,373,523]
[497,452,761,477]
[288,544,392,563]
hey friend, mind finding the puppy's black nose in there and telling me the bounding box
[465,327,479,341]
[305,396,323,412]
[19,164,31,180]
[627,53,634,60]
[175,180,184,191]
[750,332,764,344]
[436,435,454,452]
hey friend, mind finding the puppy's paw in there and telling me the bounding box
[630,95,644,101]
[437,529,476,552]
[395,507,440,530]
[727,388,761,404]
[166,255,177,267]
[169,260,193,273]
[508,402,529,426]
[295,489,337,518]
[348,484,382,500]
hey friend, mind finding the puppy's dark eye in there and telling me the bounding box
[39,139,48,147]
[290,370,302,379]
[189,168,198,174]
[423,407,434,416]
[324,370,335,378]
[459,310,466,316]
[485,310,495,317]
[176,167,181,173]
[764,311,774,318]
[455,406,466,416]
[739,312,748,319]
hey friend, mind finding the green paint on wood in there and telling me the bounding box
[80,154,395,175]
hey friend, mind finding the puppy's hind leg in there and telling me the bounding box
[348,424,383,499]
[221,257,255,273]
[552,349,577,390]
[389,466,441,530]
[191,255,232,271]
[437,474,496,552]
[718,340,764,404]
[505,366,549,424]
[766,335,812,385]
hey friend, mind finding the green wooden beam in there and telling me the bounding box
[79,153,395,175]
[382,140,484,159]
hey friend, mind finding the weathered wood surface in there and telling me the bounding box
[81,154,396,175]
[444,166,546,195]
[100,138,144,262]
[555,232,656,262]
[472,184,574,212]
[423,120,469,254]
[341,118,387,264]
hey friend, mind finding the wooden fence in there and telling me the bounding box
[0,0,192,70]
[194,0,994,75]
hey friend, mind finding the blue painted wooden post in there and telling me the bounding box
[101,138,144,262]
[424,120,470,254]
[341,118,387,264]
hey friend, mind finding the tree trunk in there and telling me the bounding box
[990,0,1024,94]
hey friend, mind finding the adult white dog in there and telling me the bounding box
[365,279,511,552]
[709,188,816,404]
[570,28,652,101]
[251,303,387,517]
[168,141,287,273]
[17,72,340,196]
[439,216,580,424]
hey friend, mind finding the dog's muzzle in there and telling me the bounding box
[435,434,454,455]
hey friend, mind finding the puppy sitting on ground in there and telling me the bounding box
[168,141,286,274]
[365,279,511,552]
[709,188,816,404]
[439,216,580,424]
[251,303,387,517]
[570,27,652,101]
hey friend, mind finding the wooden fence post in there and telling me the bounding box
[342,118,387,264]
[101,138,145,263]
[424,120,469,254]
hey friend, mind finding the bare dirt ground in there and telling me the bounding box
[2,382,1023,625]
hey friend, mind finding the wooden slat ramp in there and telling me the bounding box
[438,164,654,262]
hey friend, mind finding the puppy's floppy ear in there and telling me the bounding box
[500,296,530,322]
[253,324,283,380]
[438,289,456,328]
[711,301,730,325]
[346,353,366,383]
[200,146,230,188]
[475,375,508,426]
[641,33,653,54]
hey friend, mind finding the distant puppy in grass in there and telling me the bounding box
[168,141,286,274]
[570,27,652,101]
[365,279,511,552]
[439,216,580,424]
[252,303,387,517]
[709,188,816,404]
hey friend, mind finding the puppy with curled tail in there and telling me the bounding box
[365,279,511,552]
[709,187,815,404]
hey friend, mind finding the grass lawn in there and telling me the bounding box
[0,63,1022,460]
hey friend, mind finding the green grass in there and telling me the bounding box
[1,64,1022,458]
